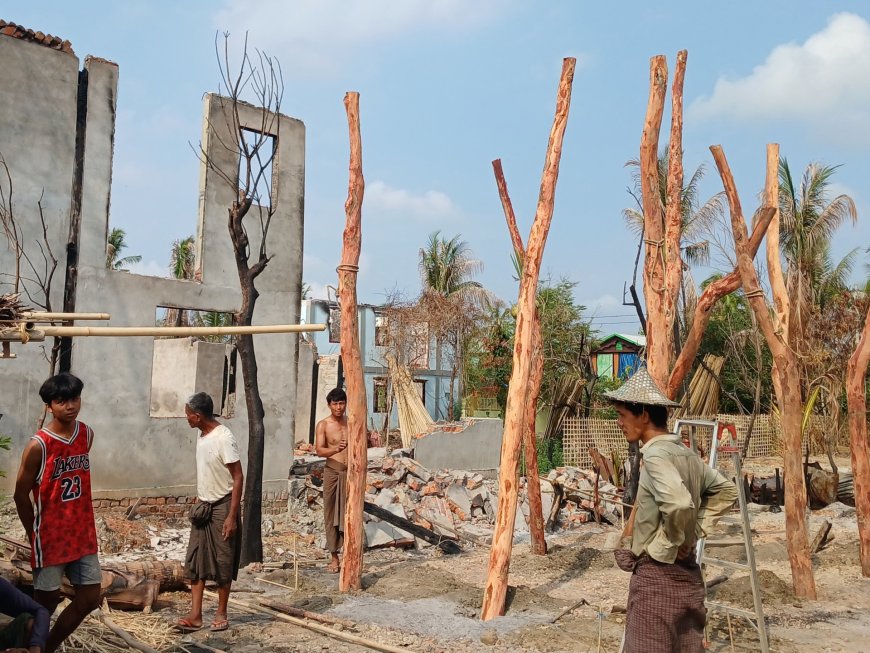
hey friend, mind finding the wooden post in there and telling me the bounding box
[846,300,870,576]
[710,143,816,599]
[666,207,775,398]
[481,58,575,621]
[338,91,368,592]
[639,55,669,388]
[492,159,547,556]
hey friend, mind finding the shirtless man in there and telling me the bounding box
[314,388,348,573]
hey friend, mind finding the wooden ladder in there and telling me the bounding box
[676,418,770,653]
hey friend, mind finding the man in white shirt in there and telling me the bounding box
[176,393,244,634]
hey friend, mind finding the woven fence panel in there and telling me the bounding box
[561,413,849,469]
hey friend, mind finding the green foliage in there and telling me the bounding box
[697,274,772,413]
[0,434,10,478]
[170,235,195,280]
[535,436,564,475]
[106,227,142,271]
[418,231,484,300]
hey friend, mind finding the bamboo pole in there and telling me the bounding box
[846,301,870,576]
[338,91,368,593]
[710,143,816,599]
[20,312,110,321]
[491,158,547,556]
[205,592,415,653]
[481,57,575,621]
[0,323,325,342]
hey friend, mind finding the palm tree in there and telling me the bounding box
[778,159,859,335]
[623,151,724,267]
[169,235,196,280]
[106,227,142,271]
[418,231,484,300]
[623,150,724,349]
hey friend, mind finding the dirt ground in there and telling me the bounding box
[2,464,870,652]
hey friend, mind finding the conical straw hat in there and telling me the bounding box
[603,365,680,407]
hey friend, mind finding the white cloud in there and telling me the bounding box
[366,180,455,221]
[126,259,169,278]
[690,13,870,138]
[212,0,506,76]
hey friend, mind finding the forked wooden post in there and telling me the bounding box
[338,91,368,592]
[711,144,816,599]
[639,55,669,387]
[481,58,575,621]
[666,207,775,398]
[492,158,547,556]
[846,303,870,576]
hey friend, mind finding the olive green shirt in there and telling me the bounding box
[631,433,738,563]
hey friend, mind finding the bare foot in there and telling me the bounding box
[327,560,340,573]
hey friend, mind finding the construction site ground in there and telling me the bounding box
[2,459,869,653]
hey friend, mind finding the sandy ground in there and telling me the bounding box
[2,476,869,652]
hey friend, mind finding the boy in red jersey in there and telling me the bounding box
[14,373,101,653]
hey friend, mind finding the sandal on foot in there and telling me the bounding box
[210,618,229,632]
[327,563,340,573]
[175,618,202,633]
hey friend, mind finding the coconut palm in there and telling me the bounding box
[418,231,485,300]
[623,151,724,267]
[169,235,196,280]
[106,228,142,271]
[778,159,859,335]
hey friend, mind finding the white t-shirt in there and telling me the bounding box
[195,424,241,503]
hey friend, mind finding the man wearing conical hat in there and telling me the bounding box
[605,366,736,653]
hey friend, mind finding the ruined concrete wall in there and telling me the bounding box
[0,35,305,495]
[0,35,80,446]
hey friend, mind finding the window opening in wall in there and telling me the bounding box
[408,323,429,369]
[414,379,426,407]
[238,128,276,209]
[329,306,341,343]
[374,313,388,347]
[373,377,389,413]
[150,306,237,418]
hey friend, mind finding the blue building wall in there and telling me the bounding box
[301,299,458,428]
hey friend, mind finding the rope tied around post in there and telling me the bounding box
[336,264,360,274]
[18,322,30,344]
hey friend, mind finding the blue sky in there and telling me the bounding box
[5,1,870,335]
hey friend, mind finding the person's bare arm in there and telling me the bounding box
[14,441,41,543]
[222,461,243,541]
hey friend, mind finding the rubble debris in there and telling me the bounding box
[288,449,625,550]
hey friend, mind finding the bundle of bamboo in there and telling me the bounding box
[386,353,433,447]
[674,353,724,417]
[0,293,27,322]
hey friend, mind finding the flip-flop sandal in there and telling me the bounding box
[210,618,229,632]
[327,564,341,573]
[175,618,202,633]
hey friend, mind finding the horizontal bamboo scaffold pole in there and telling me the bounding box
[19,312,111,321]
[0,323,326,342]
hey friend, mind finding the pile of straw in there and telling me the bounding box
[58,604,177,653]
[386,354,433,447]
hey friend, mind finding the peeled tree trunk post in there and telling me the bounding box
[492,158,547,556]
[481,58,575,621]
[666,207,775,399]
[338,91,369,592]
[846,299,870,576]
[710,143,817,599]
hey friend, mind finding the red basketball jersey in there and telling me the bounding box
[30,421,98,568]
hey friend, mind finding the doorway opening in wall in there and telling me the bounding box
[414,379,426,407]
[150,306,237,419]
[239,127,276,209]
[373,377,389,413]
